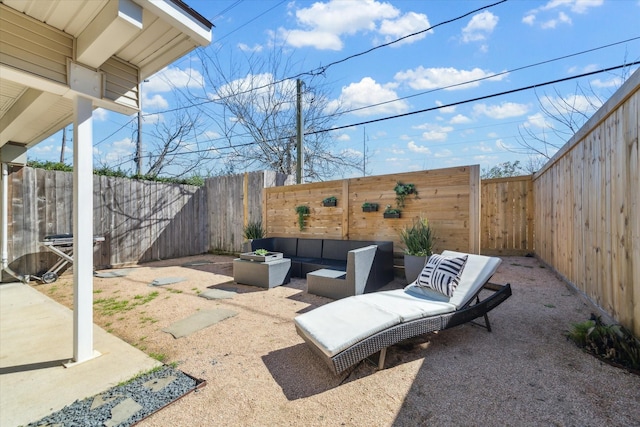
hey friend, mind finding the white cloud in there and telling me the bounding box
[414,123,453,142]
[238,43,263,53]
[93,108,108,121]
[435,100,456,113]
[336,133,351,142]
[282,0,399,50]
[591,77,623,88]
[379,12,432,46]
[434,149,452,158]
[474,102,530,119]
[407,141,432,154]
[329,77,409,116]
[524,112,552,129]
[540,11,572,29]
[462,11,498,43]
[395,67,506,91]
[143,94,169,110]
[540,94,602,116]
[523,0,602,28]
[145,66,204,92]
[98,137,135,163]
[450,114,471,124]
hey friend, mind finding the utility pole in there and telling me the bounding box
[296,79,303,184]
[60,127,67,163]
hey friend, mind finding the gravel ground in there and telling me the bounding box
[35,254,640,427]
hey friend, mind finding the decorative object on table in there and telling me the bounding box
[322,196,337,207]
[393,181,418,208]
[295,205,310,230]
[239,250,283,263]
[242,220,265,252]
[399,216,434,283]
[383,205,401,218]
[361,202,379,212]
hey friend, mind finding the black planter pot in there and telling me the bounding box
[362,205,378,212]
[322,200,337,207]
[383,212,401,218]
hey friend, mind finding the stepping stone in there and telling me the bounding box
[162,309,238,338]
[199,289,236,300]
[95,269,134,278]
[104,397,142,427]
[149,277,187,286]
[90,393,121,410]
[143,375,177,392]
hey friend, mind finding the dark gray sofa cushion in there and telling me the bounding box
[297,239,323,259]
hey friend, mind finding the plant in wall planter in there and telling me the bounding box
[399,216,434,284]
[383,205,401,218]
[295,205,310,230]
[394,181,418,208]
[322,196,337,207]
[361,202,379,212]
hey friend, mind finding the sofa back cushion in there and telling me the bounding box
[272,238,298,257]
[297,239,323,259]
[322,240,351,261]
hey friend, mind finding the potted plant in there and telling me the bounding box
[322,196,337,207]
[400,216,434,283]
[295,205,310,230]
[383,205,401,218]
[394,181,418,208]
[361,202,379,212]
[241,220,265,252]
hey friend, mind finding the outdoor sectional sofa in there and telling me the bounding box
[249,237,394,292]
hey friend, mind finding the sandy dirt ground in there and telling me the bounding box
[34,254,640,427]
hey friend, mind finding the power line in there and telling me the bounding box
[307,61,640,135]
[148,0,511,116]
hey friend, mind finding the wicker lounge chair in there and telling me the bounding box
[294,250,512,374]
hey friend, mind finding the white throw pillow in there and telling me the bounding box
[416,253,468,297]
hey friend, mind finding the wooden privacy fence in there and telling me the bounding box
[533,69,639,336]
[264,165,481,255]
[481,175,534,255]
[5,166,208,277]
[205,171,293,253]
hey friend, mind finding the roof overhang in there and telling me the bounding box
[0,0,212,150]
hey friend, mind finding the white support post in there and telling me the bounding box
[71,95,98,364]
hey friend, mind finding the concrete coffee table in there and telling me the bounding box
[233,254,291,289]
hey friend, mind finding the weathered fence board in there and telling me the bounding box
[4,167,209,278]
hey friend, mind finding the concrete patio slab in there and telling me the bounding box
[0,282,161,427]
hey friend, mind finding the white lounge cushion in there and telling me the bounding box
[440,250,501,308]
[295,298,400,357]
[353,290,456,322]
[295,251,502,359]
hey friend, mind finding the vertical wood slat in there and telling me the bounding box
[480,175,535,256]
[533,70,639,336]
[4,168,210,274]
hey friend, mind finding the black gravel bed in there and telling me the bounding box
[26,366,203,427]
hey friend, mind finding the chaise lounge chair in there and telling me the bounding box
[294,250,512,374]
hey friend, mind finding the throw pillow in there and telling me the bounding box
[417,253,468,297]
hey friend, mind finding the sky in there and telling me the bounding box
[28,0,640,179]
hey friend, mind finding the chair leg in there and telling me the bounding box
[378,348,387,370]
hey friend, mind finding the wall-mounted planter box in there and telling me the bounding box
[383,212,401,218]
[322,200,337,207]
[362,204,379,212]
